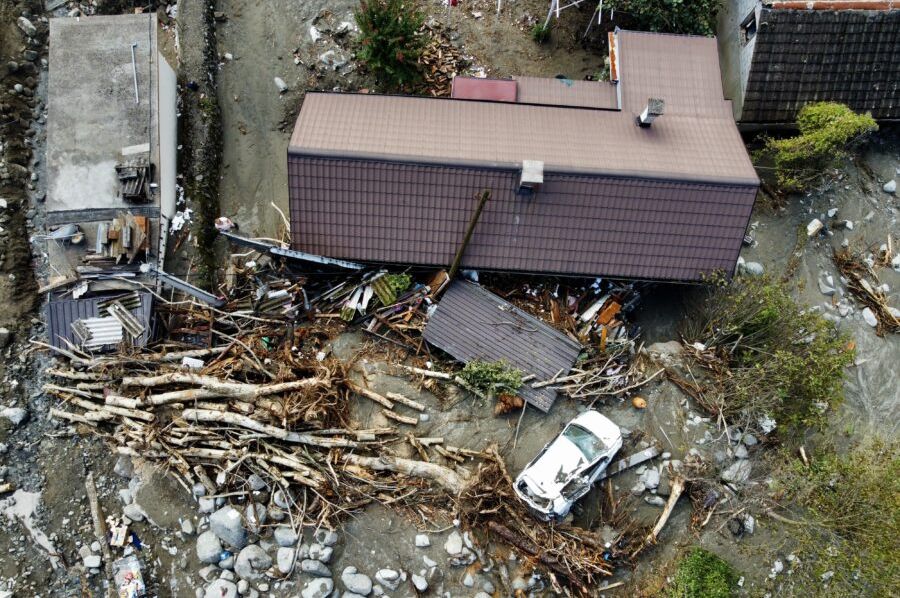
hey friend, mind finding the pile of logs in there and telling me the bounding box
[418,24,471,97]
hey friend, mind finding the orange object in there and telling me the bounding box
[632,396,647,409]
[597,301,621,325]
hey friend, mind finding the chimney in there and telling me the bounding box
[519,160,544,194]
[637,97,665,127]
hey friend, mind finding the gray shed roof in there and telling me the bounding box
[45,292,152,351]
[423,281,582,412]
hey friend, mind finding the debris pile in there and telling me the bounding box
[833,247,899,335]
[418,23,472,96]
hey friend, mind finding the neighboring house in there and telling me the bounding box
[287,30,758,283]
[718,1,900,126]
[44,13,177,350]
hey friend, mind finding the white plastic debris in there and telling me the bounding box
[181,357,204,369]
[274,77,288,93]
[309,26,322,42]
[806,218,823,237]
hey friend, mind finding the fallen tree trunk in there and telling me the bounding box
[342,453,468,493]
[345,381,393,408]
[122,373,330,403]
[633,476,685,557]
[180,409,357,448]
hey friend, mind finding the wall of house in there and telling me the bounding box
[717,0,761,122]
[287,154,759,282]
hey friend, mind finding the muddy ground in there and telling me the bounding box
[0,1,897,597]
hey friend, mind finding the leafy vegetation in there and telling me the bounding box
[458,360,523,397]
[601,0,722,36]
[757,102,878,192]
[531,22,551,43]
[774,438,899,595]
[668,548,737,598]
[683,275,855,430]
[354,0,426,91]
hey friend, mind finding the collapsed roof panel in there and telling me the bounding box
[45,292,153,351]
[423,281,582,412]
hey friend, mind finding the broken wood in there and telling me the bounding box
[180,409,358,448]
[381,409,418,425]
[85,473,116,596]
[385,391,426,412]
[633,476,685,557]
[345,381,394,409]
[342,453,468,493]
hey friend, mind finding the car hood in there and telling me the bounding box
[519,436,587,500]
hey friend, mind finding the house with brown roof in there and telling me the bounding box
[718,1,900,126]
[287,30,759,282]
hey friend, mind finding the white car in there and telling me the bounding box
[514,410,623,521]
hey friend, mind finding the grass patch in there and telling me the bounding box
[682,275,854,431]
[668,547,737,598]
[773,438,899,595]
[458,359,523,397]
[531,22,551,43]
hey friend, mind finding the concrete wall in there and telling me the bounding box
[717,0,761,122]
[156,51,177,269]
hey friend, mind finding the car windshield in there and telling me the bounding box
[562,424,607,461]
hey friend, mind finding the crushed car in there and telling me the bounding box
[514,410,623,521]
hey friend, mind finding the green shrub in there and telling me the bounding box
[669,547,736,598]
[602,0,722,36]
[774,438,899,595]
[683,275,855,430]
[758,102,878,192]
[354,0,426,91]
[458,360,523,397]
[531,22,551,43]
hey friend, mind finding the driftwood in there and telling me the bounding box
[633,476,685,557]
[385,391,426,412]
[487,521,581,589]
[123,372,330,402]
[345,381,394,408]
[180,409,358,448]
[382,409,418,425]
[342,453,468,493]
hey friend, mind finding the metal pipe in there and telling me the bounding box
[130,42,139,104]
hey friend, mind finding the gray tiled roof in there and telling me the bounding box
[743,8,900,123]
[423,280,582,412]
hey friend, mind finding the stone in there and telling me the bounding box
[414,533,430,547]
[807,218,823,237]
[444,531,463,555]
[423,555,437,568]
[234,545,272,581]
[462,572,475,587]
[113,455,134,478]
[375,569,401,591]
[741,261,764,276]
[204,579,238,598]
[639,468,660,490]
[244,503,266,533]
[0,407,27,426]
[274,77,288,93]
[300,559,331,577]
[827,207,838,218]
[276,547,295,574]
[314,529,338,546]
[220,556,234,570]
[843,220,854,230]
[721,459,752,484]
[210,506,248,549]
[644,495,666,507]
[341,566,373,595]
[197,531,224,564]
[272,490,291,509]
[181,518,195,536]
[656,471,671,497]
[193,482,208,497]
[247,474,266,491]
[83,554,101,568]
[274,526,298,547]
[742,433,758,446]
[118,489,133,505]
[301,578,334,598]
[743,514,756,534]
[198,497,216,513]
[237,579,249,594]
[883,179,897,194]
[474,593,491,598]
[411,574,428,592]
[17,17,37,37]
[734,444,749,459]
[818,278,836,296]
[312,545,332,563]
[862,307,878,327]
[123,504,145,522]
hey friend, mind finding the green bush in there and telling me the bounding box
[458,360,523,397]
[758,102,878,192]
[531,22,551,43]
[683,275,855,430]
[775,439,899,595]
[669,548,736,598]
[354,0,426,90]
[602,0,722,36]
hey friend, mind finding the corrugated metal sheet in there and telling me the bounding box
[423,281,582,412]
[46,292,153,351]
[288,156,757,281]
[76,317,124,348]
[742,8,900,122]
[514,76,618,109]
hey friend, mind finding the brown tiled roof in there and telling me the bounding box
[287,30,758,281]
[741,8,900,122]
[513,76,618,109]
[422,280,582,412]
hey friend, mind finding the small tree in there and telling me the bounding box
[758,102,878,192]
[354,0,426,91]
[600,0,722,36]
[669,548,737,598]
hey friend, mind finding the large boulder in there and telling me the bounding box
[341,566,373,595]
[233,544,272,581]
[204,579,237,598]
[196,531,223,564]
[209,506,247,549]
[301,578,334,598]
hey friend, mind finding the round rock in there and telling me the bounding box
[204,579,238,598]
[341,566,373,595]
[196,531,223,564]
[234,544,272,581]
[300,578,334,598]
